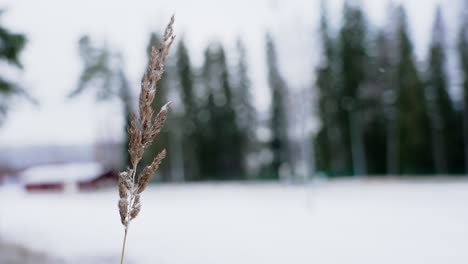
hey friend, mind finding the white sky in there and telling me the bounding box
[0,0,463,147]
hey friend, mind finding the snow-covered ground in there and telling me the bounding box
[1,179,468,264]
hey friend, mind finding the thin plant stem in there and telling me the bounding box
[120,227,128,264]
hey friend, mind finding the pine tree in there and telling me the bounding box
[70,36,115,100]
[338,1,368,175]
[459,0,468,173]
[380,3,401,175]
[395,7,433,173]
[266,34,289,179]
[175,39,199,180]
[426,7,463,173]
[0,10,27,124]
[199,44,243,180]
[233,39,257,176]
[217,45,244,178]
[198,47,217,179]
[315,0,347,176]
[70,35,132,167]
[361,30,392,174]
[315,0,331,173]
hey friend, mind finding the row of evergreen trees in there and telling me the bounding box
[71,31,292,180]
[73,1,468,180]
[5,2,468,179]
[151,36,288,181]
[315,1,468,176]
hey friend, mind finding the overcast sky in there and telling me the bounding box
[0,0,463,147]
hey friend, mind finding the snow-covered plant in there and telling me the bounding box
[118,15,175,264]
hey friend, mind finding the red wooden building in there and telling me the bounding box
[21,163,117,192]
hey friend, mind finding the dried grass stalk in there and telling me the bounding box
[118,15,175,264]
[118,198,128,225]
[137,149,166,194]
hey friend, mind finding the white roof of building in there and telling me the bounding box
[21,162,106,184]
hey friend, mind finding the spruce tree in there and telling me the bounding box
[395,7,433,173]
[175,39,199,180]
[217,45,243,178]
[426,7,463,173]
[0,11,27,124]
[70,36,115,100]
[370,2,402,175]
[458,0,468,172]
[315,0,330,173]
[199,47,217,179]
[338,1,368,175]
[199,44,243,179]
[361,30,393,174]
[315,0,347,176]
[266,34,289,178]
[70,35,132,167]
[234,39,257,176]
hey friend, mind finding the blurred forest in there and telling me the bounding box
[315,2,468,176]
[2,1,468,181]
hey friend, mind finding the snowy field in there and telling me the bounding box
[1,179,468,264]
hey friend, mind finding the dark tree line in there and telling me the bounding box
[315,1,468,176]
[141,35,291,181]
[5,1,465,180]
[72,1,468,180]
